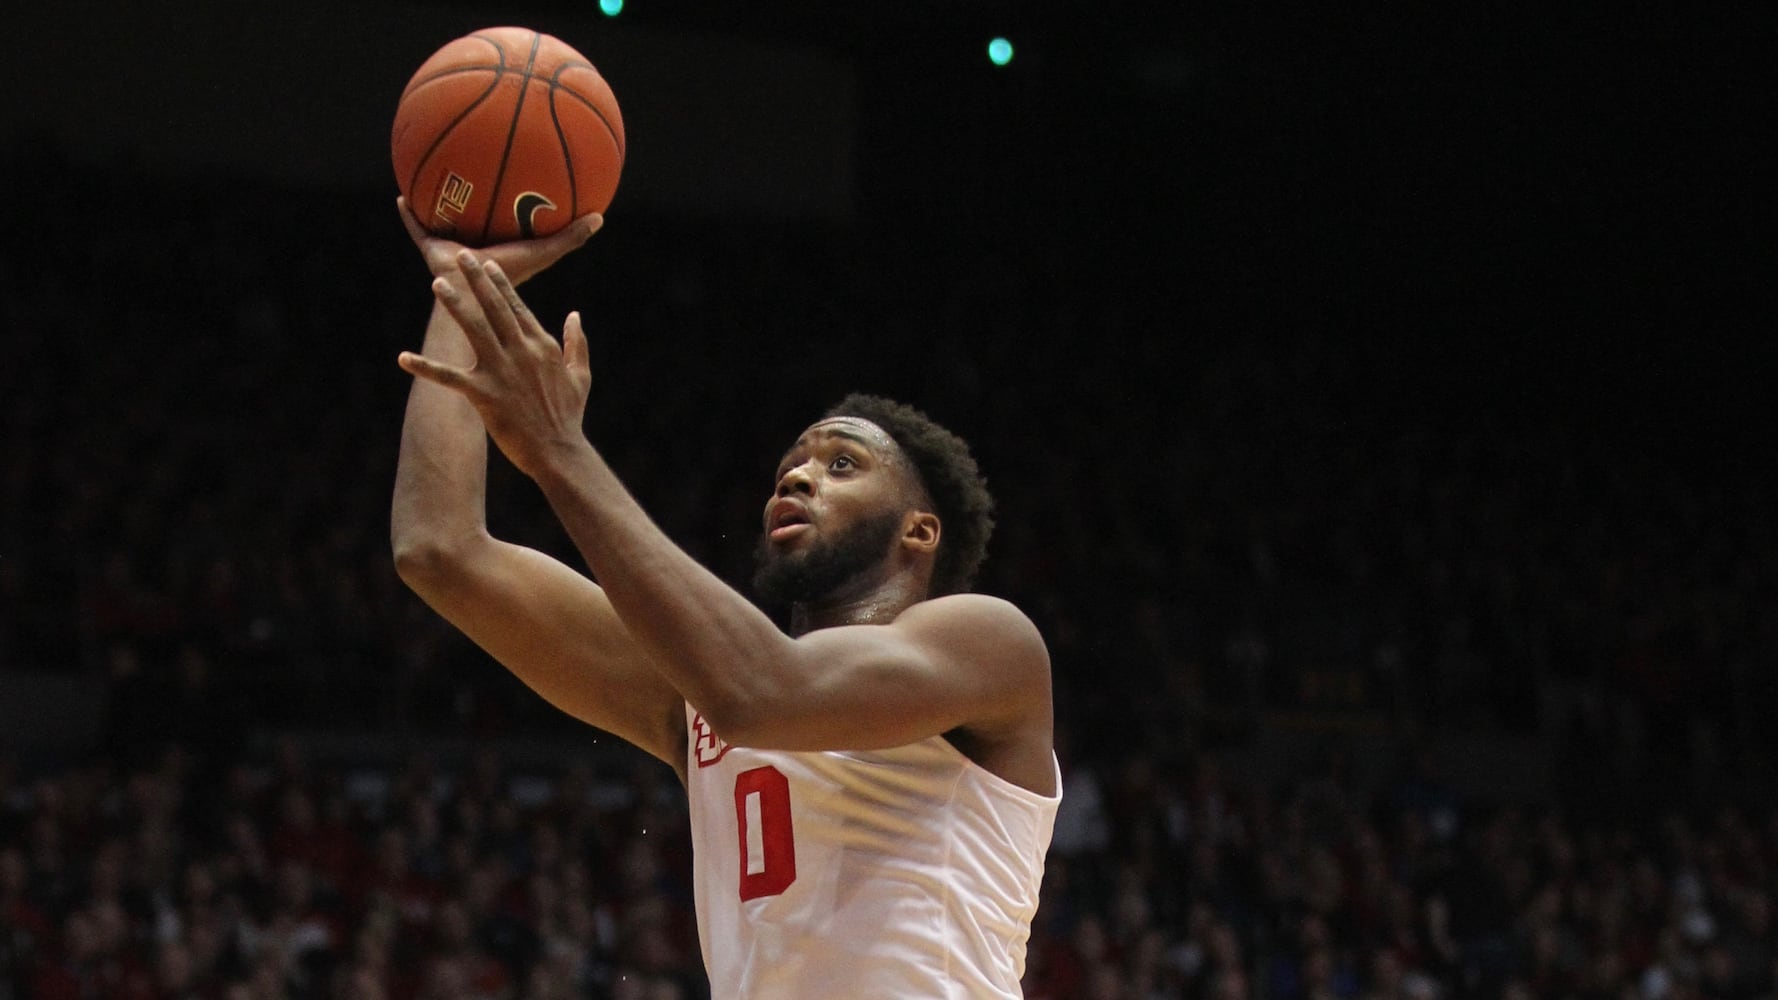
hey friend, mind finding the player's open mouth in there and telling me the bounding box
[769,522,811,542]
[767,500,811,541]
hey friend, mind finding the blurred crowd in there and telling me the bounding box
[7,738,1778,999]
[3,151,1774,998]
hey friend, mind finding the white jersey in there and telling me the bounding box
[685,705,1060,999]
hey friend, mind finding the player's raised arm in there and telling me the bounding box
[389,202,686,776]
[399,253,1052,791]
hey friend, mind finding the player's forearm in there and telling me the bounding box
[529,438,797,724]
[391,301,491,569]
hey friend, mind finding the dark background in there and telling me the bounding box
[9,0,1766,758]
[2,2,1775,998]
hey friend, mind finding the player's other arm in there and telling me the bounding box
[389,204,685,775]
[729,594,1051,753]
[525,442,1050,753]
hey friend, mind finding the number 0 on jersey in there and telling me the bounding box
[734,765,796,900]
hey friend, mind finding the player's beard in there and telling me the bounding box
[752,509,903,612]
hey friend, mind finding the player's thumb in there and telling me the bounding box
[563,312,591,375]
[398,350,461,389]
[561,214,604,257]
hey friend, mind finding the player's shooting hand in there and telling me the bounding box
[399,250,594,480]
[397,196,601,287]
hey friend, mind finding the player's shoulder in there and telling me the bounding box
[894,594,1048,661]
[898,592,1033,625]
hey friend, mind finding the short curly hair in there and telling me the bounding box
[823,394,996,596]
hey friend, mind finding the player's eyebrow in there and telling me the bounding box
[775,426,879,475]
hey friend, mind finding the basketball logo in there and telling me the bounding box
[514,192,556,239]
[435,171,474,230]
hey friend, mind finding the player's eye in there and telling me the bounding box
[830,455,856,472]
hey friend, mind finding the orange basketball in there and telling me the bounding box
[392,27,625,246]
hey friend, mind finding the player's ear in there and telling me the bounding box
[901,511,940,554]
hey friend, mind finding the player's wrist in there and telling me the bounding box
[523,432,599,488]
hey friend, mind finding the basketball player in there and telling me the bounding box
[389,200,1058,997]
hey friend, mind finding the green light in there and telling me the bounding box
[599,0,623,15]
[988,37,1014,66]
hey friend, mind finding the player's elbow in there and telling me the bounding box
[391,540,445,594]
[391,529,478,594]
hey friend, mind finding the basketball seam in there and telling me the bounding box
[401,64,505,97]
[400,35,505,101]
[407,72,629,172]
[405,44,509,218]
[410,67,621,164]
[547,82,579,219]
[478,31,543,244]
[551,61,626,164]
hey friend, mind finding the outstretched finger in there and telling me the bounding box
[484,260,550,343]
[397,350,476,393]
[431,276,503,360]
[455,250,527,346]
[396,197,432,247]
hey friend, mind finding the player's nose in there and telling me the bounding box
[776,464,815,497]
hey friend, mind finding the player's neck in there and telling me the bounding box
[788,571,927,636]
